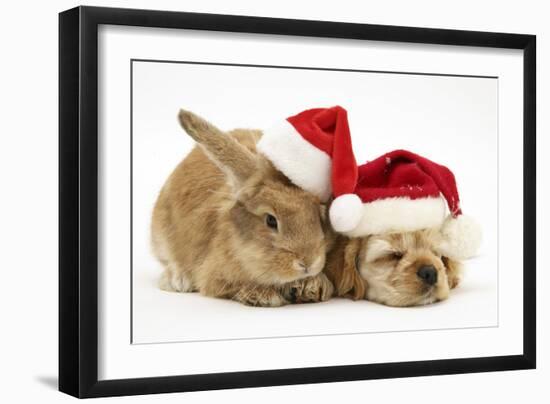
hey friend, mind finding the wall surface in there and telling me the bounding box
[0,0,547,402]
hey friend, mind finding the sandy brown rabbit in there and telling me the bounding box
[151,110,334,307]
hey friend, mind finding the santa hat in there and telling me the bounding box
[329,150,481,260]
[256,106,357,202]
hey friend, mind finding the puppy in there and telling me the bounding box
[323,228,462,307]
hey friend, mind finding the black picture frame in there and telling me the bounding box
[59,5,536,398]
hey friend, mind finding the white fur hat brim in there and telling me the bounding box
[330,195,482,260]
[330,194,447,237]
[257,120,332,202]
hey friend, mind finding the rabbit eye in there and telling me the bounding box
[265,214,278,230]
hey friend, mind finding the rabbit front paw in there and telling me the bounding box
[233,286,289,307]
[282,273,335,303]
[158,269,195,293]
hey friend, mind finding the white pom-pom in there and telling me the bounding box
[438,214,482,260]
[329,194,363,233]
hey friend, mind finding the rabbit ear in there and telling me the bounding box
[178,109,258,186]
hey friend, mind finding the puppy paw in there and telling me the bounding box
[282,273,335,303]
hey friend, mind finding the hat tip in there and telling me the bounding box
[439,214,482,260]
[329,194,363,233]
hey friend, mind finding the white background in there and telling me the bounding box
[132,60,498,344]
[0,1,547,403]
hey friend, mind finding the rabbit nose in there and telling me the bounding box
[293,259,309,274]
[298,262,308,272]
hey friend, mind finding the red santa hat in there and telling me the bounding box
[256,106,357,202]
[329,150,481,260]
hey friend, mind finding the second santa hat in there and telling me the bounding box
[329,149,482,260]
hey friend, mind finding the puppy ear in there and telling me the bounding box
[336,237,367,300]
[319,203,328,224]
[178,109,258,188]
[442,256,462,289]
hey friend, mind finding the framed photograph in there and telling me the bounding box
[59,6,536,398]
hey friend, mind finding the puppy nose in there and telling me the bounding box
[417,265,438,285]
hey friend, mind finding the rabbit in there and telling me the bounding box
[151,110,334,307]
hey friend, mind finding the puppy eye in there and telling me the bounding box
[391,252,403,260]
[265,214,278,230]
